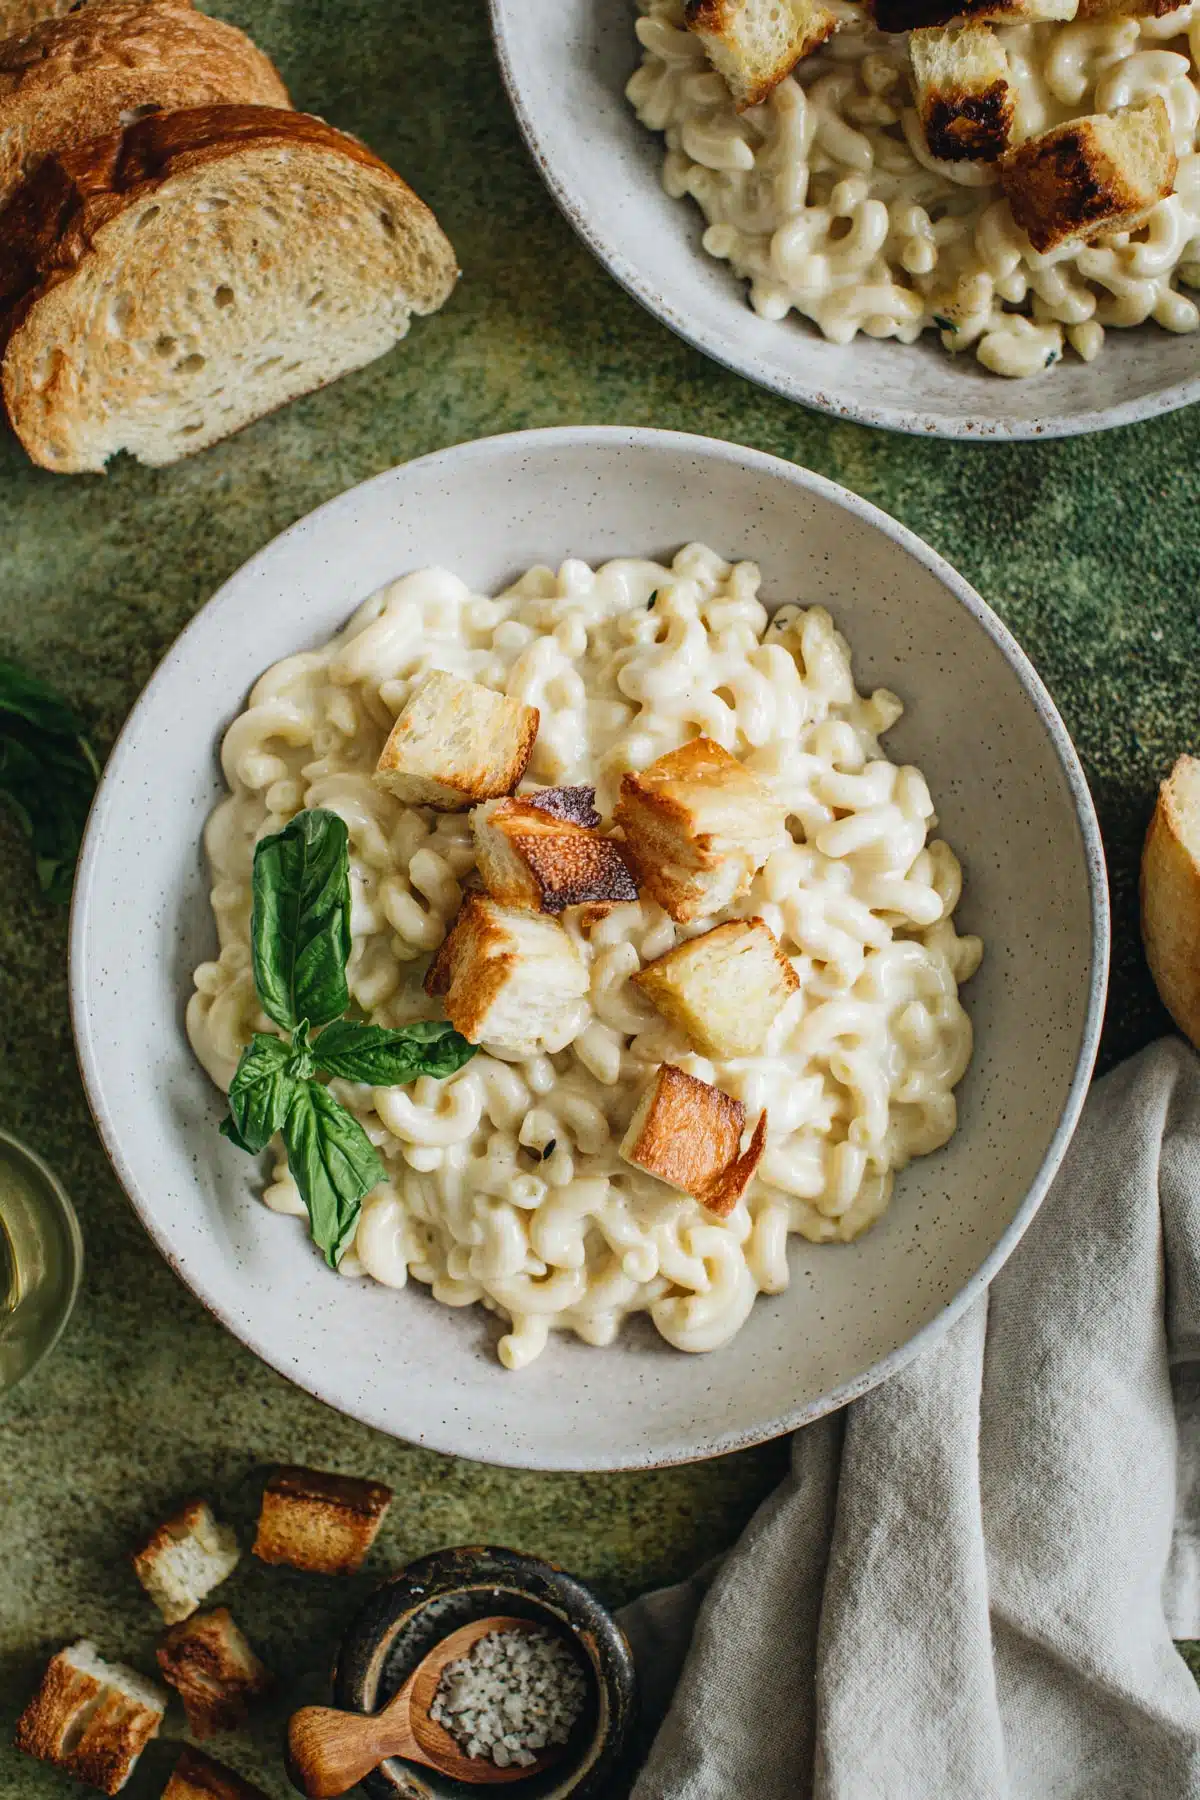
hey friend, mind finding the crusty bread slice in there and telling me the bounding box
[165,1748,273,1800]
[15,1641,167,1794]
[252,1465,393,1576]
[157,1608,272,1738]
[685,0,839,108]
[999,98,1176,253]
[910,23,1013,162]
[1141,755,1200,1050]
[0,106,459,471]
[0,1,288,210]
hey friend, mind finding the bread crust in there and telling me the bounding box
[999,98,1176,252]
[685,0,838,107]
[156,1609,272,1738]
[253,1465,392,1575]
[165,1748,273,1800]
[1141,755,1200,1050]
[877,0,1074,30]
[0,1,289,208]
[472,793,638,914]
[15,1647,164,1795]
[0,106,453,342]
[620,1063,768,1215]
[923,84,1011,160]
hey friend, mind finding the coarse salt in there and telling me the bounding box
[430,1626,588,1769]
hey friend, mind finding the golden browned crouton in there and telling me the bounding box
[425,892,590,1055]
[685,0,840,107]
[252,1466,392,1576]
[1000,98,1176,252]
[374,671,538,811]
[910,23,1013,162]
[156,1609,272,1739]
[1141,755,1200,1051]
[634,917,799,1058]
[164,1748,273,1800]
[132,1498,240,1624]
[614,737,786,924]
[876,0,1075,30]
[14,1642,166,1794]
[619,1064,768,1215]
[472,790,638,915]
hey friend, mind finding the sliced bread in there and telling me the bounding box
[0,105,459,470]
[0,0,288,209]
[1141,754,1200,1050]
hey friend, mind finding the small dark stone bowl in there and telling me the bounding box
[331,1545,638,1799]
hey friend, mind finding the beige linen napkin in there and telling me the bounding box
[620,1037,1200,1798]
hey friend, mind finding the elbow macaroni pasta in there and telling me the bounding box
[628,0,1200,377]
[187,545,982,1367]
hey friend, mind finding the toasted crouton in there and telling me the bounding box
[910,24,1013,162]
[634,917,799,1058]
[1141,755,1200,1051]
[472,790,638,915]
[164,1748,273,1800]
[374,671,538,811]
[619,1064,768,1215]
[252,1466,392,1576]
[876,0,1075,30]
[1000,98,1176,253]
[156,1609,272,1739]
[685,0,840,107]
[614,737,786,924]
[15,1642,166,1795]
[425,893,590,1055]
[132,1498,240,1624]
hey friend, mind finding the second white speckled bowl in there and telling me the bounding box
[70,427,1109,1469]
[489,0,1200,440]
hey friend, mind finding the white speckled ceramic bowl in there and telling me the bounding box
[488,0,1200,439]
[70,427,1108,1469]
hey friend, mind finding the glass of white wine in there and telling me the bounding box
[0,1129,83,1394]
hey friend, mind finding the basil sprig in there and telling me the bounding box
[220,808,476,1265]
[0,659,99,905]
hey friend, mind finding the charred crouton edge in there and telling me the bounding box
[156,1609,272,1739]
[614,736,786,924]
[633,916,799,1059]
[252,1465,393,1576]
[131,1497,240,1625]
[910,23,1013,162]
[619,1063,768,1215]
[876,0,1075,33]
[685,0,840,108]
[374,670,539,811]
[999,97,1176,253]
[14,1641,166,1795]
[472,789,638,915]
[164,1747,274,1800]
[425,892,590,1056]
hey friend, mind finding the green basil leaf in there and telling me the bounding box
[312,1018,477,1085]
[223,1032,298,1155]
[251,809,352,1032]
[0,662,98,905]
[283,1081,384,1267]
[286,1019,315,1083]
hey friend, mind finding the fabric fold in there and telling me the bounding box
[621,1038,1200,1800]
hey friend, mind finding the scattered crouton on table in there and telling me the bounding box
[252,1465,392,1576]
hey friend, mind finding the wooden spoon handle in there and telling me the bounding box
[287,1703,406,1798]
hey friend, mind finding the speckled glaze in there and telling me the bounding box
[489,0,1200,441]
[331,1546,637,1799]
[68,426,1109,1470]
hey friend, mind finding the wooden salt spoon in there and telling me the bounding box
[288,1614,569,1796]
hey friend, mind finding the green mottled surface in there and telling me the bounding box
[1,0,1197,1794]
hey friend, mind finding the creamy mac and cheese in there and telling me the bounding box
[628,0,1200,376]
[187,546,981,1367]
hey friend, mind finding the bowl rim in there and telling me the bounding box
[487,0,1200,442]
[68,424,1110,1468]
